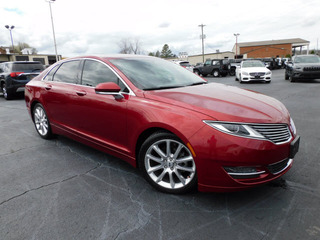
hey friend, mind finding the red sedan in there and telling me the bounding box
[25,55,300,194]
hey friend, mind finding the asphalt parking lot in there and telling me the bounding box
[0,69,319,240]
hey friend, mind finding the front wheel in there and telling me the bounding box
[33,103,53,139]
[212,70,220,77]
[138,132,197,194]
[289,75,296,82]
[285,71,289,80]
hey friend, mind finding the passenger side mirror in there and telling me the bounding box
[95,82,124,100]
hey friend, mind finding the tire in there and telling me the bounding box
[285,71,289,80]
[2,83,13,100]
[229,69,235,76]
[194,70,200,76]
[138,131,197,194]
[212,70,220,77]
[33,103,53,139]
[289,75,296,82]
[201,73,207,77]
[239,74,243,83]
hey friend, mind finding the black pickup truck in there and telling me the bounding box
[193,59,229,77]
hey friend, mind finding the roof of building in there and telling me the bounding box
[237,38,310,47]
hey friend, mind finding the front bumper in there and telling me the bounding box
[292,70,320,79]
[241,74,271,82]
[188,125,299,192]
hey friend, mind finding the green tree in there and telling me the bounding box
[160,44,174,58]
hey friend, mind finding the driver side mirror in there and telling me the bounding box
[95,82,124,100]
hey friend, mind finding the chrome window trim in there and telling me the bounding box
[80,58,135,96]
[41,58,136,97]
[268,158,293,175]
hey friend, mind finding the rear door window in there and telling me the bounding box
[53,60,80,84]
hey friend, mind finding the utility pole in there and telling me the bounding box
[234,33,240,59]
[198,24,206,63]
[46,0,59,62]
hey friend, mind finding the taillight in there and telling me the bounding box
[10,72,24,77]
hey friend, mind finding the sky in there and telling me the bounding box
[1,0,319,58]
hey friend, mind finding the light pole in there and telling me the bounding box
[199,24,206,63]
[234,33,240,59]
[5,25,15,53]
[46,0,59,62]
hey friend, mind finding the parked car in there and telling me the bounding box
[0,61,44,100]
[227,59,242,76]
[285,55,320,82]
[193,59,229,77]
[262,58,276,70]
[235,60,272,83]
[173,60,193,72]
[25,55,299,194]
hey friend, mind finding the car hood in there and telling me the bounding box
[294,63,320,68]
[144,83,289,123]
[241,67,269,73]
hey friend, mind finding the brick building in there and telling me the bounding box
[232,38,310,59]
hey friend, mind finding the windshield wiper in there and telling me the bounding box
[187,81,207,86]
[143,85,184,91]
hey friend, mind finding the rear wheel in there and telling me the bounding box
[2,83,13,100]
[139,132,197,194]
[194,70,200,75]
[33,103,53,139]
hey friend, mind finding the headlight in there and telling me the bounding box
[290,117,296,135]
[203,121,265,139]
[266,71,271,75]
[242,71,249,76]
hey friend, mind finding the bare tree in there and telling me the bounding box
[118,38,132,54]
[118,37,142,54]
[130,38,142,54]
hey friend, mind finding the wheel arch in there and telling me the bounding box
[30,100,41,122]
[135,126,191,169]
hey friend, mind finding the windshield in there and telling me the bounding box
[294,56,320,63]
[110,57,206,90]
[242,61,265,68]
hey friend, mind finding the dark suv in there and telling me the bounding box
[0,61,44,100]
[285,55,320,82]
[193,59,229,77]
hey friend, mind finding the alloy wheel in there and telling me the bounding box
[143,138,196,191]
[34,105,49,137]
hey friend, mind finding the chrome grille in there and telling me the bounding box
[249,72,265,76]
[249,124,291,144]
[303,66,320,71]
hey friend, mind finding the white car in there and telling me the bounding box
[173,61,194,72]
[235,60,272,83]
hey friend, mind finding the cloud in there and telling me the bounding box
[158,22,170,28]
[4,7,23,15]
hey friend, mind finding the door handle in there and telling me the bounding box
[45,85,52,90]
[76,91,87,96]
